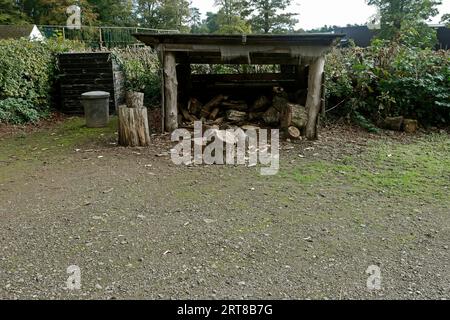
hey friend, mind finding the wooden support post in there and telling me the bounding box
[163,51,178,132]
[305,56,325,140]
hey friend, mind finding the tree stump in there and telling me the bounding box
[118,105,151,147]
[126,91,144,109]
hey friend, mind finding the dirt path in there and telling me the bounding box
[0,118,449,300]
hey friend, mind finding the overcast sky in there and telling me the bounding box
[191,0,450,30]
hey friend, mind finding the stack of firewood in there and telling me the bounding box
[179,87,309,139]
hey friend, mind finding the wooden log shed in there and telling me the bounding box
[133,33,343,140]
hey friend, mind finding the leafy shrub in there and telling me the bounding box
[0,39,85,124]
[0,98,41,124]
[325,40,450,128]
[112,47,161,106]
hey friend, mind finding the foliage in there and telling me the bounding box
[441,13,450,27]
[12,0,98,25]
[214,0,252,34]
[0,0,30,24]
[0,38,85,124]
[216,11,252,34]
[112,47,161,106]
[87,0,135,26]
[0,98,41,124]
[325,40,450,128]
[245,0,298,34]
[135,0,192,32]
[366,0,442,48]
[2,0,302,34]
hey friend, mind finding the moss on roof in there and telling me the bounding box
[0,25,35,40]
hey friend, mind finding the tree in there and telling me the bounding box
[191,12,220,33]
[367,0,442,47]
[214,0,252,34]
[87,0,135,26]
[246,0,298,34]
[136,0,191,31]
[188,7,202,32]
[0,0,30,24]
[441,13,450,27]
[16,0,98,25]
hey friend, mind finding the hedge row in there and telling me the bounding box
[0,39,85,124]
[325,40,450,129]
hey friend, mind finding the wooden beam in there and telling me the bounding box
[305,56,325,140]
[163,51,178,132]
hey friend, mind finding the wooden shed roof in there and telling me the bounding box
[0,25,35,40]
[134,33,344,65]
[134,33,344,47]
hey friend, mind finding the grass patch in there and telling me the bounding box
[286,133,450,200]
[0,117,117,163]
[0,117,118,181]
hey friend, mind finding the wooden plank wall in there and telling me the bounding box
[58,52,124,115]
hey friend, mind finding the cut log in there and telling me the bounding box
[280,103,293,129]
[241,125,261,131]
[263,107,280,126]
[249,112,264,121]
[201,94,227,118]
[126,91,144,108]
[181,108,197,123]
[226,110,247,122]
[287,126,301,139]
[222,101,248,112]
[403,119,418,133]
[305,56,326,140]
[383,116,404,131]
[209,107,221,120]
[273,86,285,95]
[291,104,308,129]
[273,94,289,112]
[164,52,178,131]
[118,105,151,147]
[252,96,271,112]
[213,117,225,125]
[188,98,203,116]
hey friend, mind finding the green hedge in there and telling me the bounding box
[325,40,450,130]
[0,39,85,124]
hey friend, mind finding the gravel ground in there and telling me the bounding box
[0,119,449,300]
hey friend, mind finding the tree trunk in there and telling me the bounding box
[164,52,178,132]
[305,56,325,140]
[118,105,151,147]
